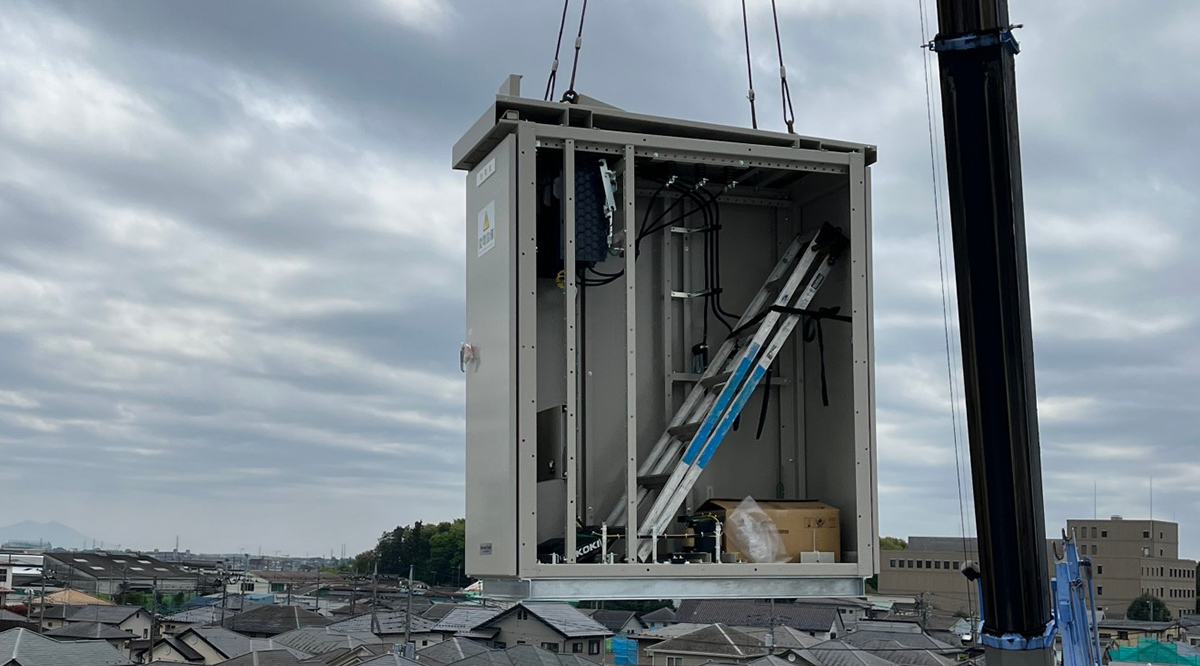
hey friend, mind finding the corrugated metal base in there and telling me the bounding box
[480,576,865,601]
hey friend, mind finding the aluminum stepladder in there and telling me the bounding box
[605,222,847,562]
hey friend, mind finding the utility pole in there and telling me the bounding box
[37,574,46,632]
[150,577,159,645]
[404,564,415,653]
[932,1,1051,666]
[370,560,380,633]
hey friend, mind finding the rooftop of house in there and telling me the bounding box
[647,623,768,659]
[249,570,347,584]
[65,604,144,625]
[326,610,439,635]
[476,603,612,639]
[216,603,333,636]
[416,636,492,666]
[445,644,600,666]
[44,621,138,640]
[432,606,504,634]
[422,603,463,621]
[676,599,843,633]
[795,639,899,666]
[43,551,193,579]
[270,625,385,655]
[299,643,397,665]
[579,609,640,634]
[840,621,955,651]
[31,588,113,606]
[219,648,313,666]
[639,607,677,623]
[175,625,310,660]
[0,627,133,666]
[736,625,824,651]
[1098,619,1178,632]
[356,652,423,666]
[155,634,205,662]
[162,604,255,625]
[0,609,29,623]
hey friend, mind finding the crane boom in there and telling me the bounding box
[931,0,1053,664]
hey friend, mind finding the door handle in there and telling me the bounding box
[460,343,476,372]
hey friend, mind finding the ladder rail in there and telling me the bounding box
[603,232,813,527]
[637,229,834,539]
[639,247,842,552]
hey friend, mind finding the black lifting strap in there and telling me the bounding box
[729,305,850,409]
[802,306,844,407]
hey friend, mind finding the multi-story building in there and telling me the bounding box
[877,536,1059,617]
[1066,517,1196,620]
[877,517,1198,620]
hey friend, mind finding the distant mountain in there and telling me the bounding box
[0,521,95,549]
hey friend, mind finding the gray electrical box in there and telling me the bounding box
[455,76,877,600]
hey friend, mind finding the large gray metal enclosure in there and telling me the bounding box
[454,76,877,600]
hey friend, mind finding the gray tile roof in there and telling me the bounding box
[422,604,462,621]
[476,604,610,639]
[217,604,333,636]
[748,655,798,666]
[647,624,768,659]
[153,635,205,662]
[432,607,503,633]
[326,611,439,635]
[448,644,600,666]
[676,600,842,633]
[796,639,899,666]
[639,607,677,623]
[0,610,28,623]
[0,627,133,665]
[847,639,954,666]
[219,649,312,666]
[580,610,639,634]
[163,603,261,625]
[270,626,384,655]
[360,653,424,666]
[735,626,823,651]
[66,604,145,625]
[45,621,138,640]
[416,636,491,666]
[839,621,953,651]
[44,551,193,580]
[183,625,256,658]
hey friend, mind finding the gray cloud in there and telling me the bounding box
[0,0,1198,558]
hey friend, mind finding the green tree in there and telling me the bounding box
[357,519,470,586]
[1127,594,1171,621]
[880,536,908,550]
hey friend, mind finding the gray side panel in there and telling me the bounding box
[465,135,518,578]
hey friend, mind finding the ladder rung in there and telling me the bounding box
[636,474,672,489]
[700,371,735,389]
[667,422,702,439]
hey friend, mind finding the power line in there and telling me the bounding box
[543,0,572,101]
[740,0,758,128]
[916,0,975,622]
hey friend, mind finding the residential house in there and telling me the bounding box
[790,599,872,631]
[0,627,132,666]
[580,609,644,635]
[1097,619,1182,647]
[675,600,845,640]
[31,588,111,607]
[44,622,138,656]
[644,623,767,666]
[0,609,36,633]
[640,608,676,630]
[64,604,153,640]
[143,625,310,664]
[467,603,611,656]
[32,605,74,631]
[628,623,711,664]
[360,652,425,666]
[216,604,333,637]
[41,551,197,596]
[0,553,43,589]
[416,636,492,666]
[227,570,345,597]
[422,604,463,623]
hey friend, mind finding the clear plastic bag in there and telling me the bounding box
[724,496,788,563]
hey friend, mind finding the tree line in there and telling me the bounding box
[350,519,467,587]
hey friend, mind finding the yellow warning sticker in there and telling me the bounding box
[477,201,496,257]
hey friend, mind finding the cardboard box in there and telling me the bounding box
[697,499,841,563]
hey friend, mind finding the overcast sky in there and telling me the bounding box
[1,0,1197,559]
